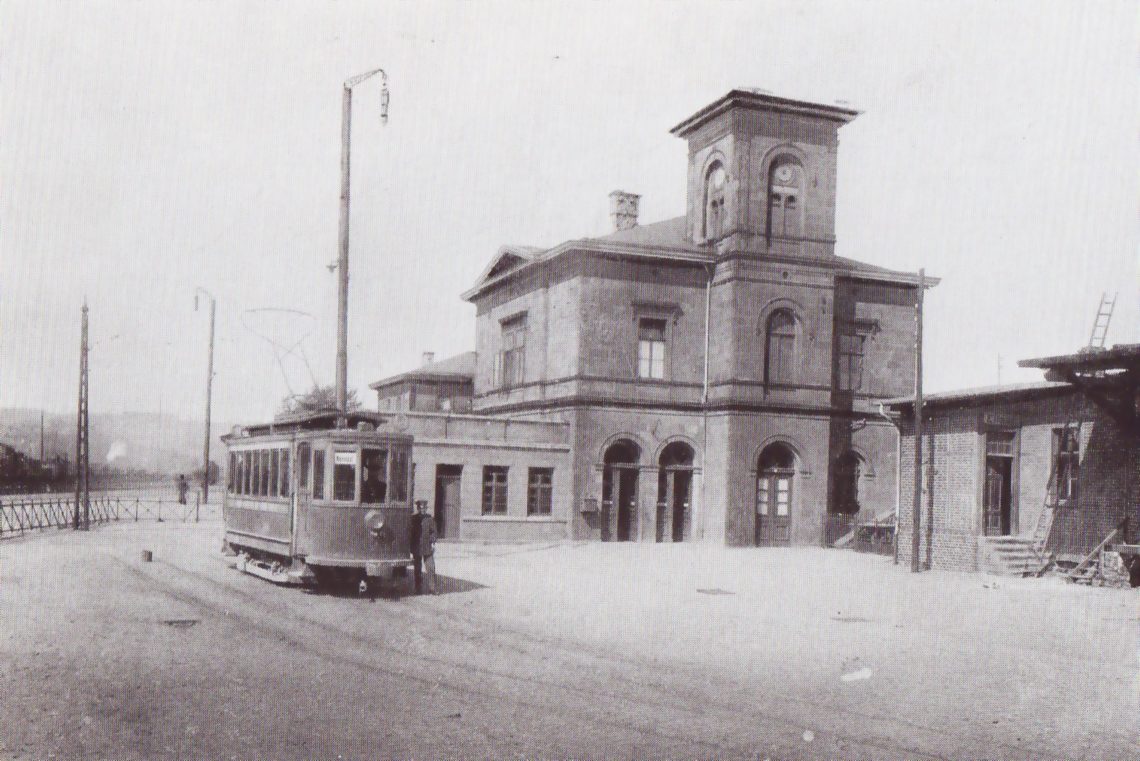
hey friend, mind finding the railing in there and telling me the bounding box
[0,489,216,539]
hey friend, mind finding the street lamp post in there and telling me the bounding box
[335,67,389,424]
[195,288,216,504]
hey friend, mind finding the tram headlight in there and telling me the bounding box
[369,521,392,543]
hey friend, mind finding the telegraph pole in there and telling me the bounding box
[195,289,216,503]
[74,303,90,530]
[335,67,389,423]
[911,269,925,572]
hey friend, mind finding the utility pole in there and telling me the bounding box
[195,289,216,503]
[335,67,389,424]
[911,269,925,572]
[74,303,90,530]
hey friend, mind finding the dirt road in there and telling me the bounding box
[1,521,1136,760]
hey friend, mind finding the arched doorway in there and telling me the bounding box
[602,439,640,542]
[656,442,695,542]
[756,443,795,546]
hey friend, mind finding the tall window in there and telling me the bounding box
[312,448,326,500]
[1053,427,1080,505]
[297,442,311,493]
[333,450,357,501]
[765,309,797,384]
[768,160,803,237]
[837,331,866,391]
[704,162,727,239]
[527,468,553,515]
[279,448,290,498]
[482,466,508,514]
[496,315,526,388]
[637,318,667,379]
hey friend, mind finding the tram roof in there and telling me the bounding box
[223,409,402,440]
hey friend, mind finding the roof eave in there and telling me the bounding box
[670,89,861,138]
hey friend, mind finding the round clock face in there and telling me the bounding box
[775,165,795,183]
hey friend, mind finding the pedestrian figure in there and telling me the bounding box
[177,474,188,505]
[409,499,426,593]
[420,502,439,595]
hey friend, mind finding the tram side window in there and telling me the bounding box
[228,453,237,494]
[361,448,388,504]
[269,450,279,498]
[297,443,311,493]
[390,448,408,503]
[247,451,257,496]
[312,449,326,500]
[279,448,291,498]
[333,450,357,501]
[260,450,271,496]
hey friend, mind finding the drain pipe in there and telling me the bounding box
[699,262,714,542]
[878,401,903,564]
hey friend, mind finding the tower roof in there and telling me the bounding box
[670,89,861,139]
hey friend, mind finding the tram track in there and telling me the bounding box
[105,546,1081,761]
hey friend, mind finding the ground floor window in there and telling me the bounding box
[482,466,508,514]
[527,468,553,515]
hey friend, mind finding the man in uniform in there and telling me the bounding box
[408,499,427,593]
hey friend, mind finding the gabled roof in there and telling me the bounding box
[461,214,936,300]
[469,245,544,288]
[369,351,477,391]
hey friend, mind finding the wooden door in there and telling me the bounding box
[984,457,1012,536]
[434,466,462,540]
[756,470,792,546]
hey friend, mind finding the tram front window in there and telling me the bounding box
[333,450,357,501]
[361,448,389,504]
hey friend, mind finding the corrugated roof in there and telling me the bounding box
[369,351,477,390]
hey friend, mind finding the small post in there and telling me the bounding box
[195,492,200,523]
[134,497,139,522]
[911,268,925,573]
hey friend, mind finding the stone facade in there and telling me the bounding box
[374,89,929,544]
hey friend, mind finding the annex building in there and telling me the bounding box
[888,344,1139,577]
[372,89,931,546]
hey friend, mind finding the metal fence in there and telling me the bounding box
[0,490,213,539]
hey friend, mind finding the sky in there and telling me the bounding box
[3,0,1137,426]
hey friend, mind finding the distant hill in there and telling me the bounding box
[0,408,232,475]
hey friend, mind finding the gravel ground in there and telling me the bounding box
[1,519,1136,760]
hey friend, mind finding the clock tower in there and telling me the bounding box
[670,89,859,259]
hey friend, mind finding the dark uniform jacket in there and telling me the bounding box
[419,516,437,558]
[408,512,424,557]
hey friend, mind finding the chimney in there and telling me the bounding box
[422,351,435,366]
[609,190,640,231]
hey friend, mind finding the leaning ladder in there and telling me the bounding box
[1088,291,1116,350]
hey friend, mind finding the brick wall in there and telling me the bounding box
[896,387,1138,571]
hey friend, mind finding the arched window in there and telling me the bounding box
[765,309,797,384]
[768,159,803,237]
[703,162,727,240]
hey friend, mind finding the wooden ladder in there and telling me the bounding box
[1088,291,1116,350]
[1067,528,1118,584]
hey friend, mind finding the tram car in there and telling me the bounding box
[221,410,413,591]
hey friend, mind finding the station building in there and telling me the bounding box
[888,344,1139,574]
[373,89,932,545]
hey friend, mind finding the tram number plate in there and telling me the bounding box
[365,561,385,577]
